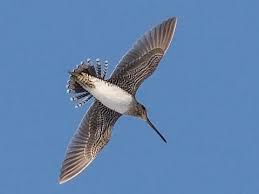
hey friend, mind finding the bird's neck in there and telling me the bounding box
[125,100,139,117]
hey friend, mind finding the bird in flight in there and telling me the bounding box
[59,17,177,184]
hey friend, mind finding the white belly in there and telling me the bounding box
[83,77,133,114]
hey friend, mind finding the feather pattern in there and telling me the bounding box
[59,100,121,184]
[67,59,109,108]
[60,17,177,184]
[109,17,177,95]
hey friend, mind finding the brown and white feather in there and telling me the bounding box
[59,101,121,184]
[109,17,177,95]
[59,17,177,184]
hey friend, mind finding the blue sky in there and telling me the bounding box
[0,0,258,193]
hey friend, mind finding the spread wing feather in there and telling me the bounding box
[59,100,121,184]
[60,17,177,184]
[109,17,177,95]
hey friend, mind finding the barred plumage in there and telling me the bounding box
[60,17,177,184]
[67,59,109,108]
[109,18,177,94]
[59,101,121,184]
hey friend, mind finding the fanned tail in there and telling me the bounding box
[66,58,109,108]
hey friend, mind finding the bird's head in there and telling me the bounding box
[135,103,167,143]
[135,103,148,120]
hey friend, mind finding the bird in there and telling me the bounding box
[59,17,177,184]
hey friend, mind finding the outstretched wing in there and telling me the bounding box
[59,100,121,184]
[109,17,177,95]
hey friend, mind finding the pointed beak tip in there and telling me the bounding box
[145,118,167,143]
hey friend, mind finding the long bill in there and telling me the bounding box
[146,118,167,143]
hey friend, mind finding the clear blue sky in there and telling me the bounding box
[0,0,258,193]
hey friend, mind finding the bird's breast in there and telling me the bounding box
[83,76,134,114]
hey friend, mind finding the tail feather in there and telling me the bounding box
[102,60,109,79]
[71,93,92,108]
[66,58,109,108]
[95,58,102,78]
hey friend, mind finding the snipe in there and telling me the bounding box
[60,17,177,184]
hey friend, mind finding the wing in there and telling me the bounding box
[108,17,177,95]
[59,100,121,184]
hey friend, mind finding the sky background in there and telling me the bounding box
[0,0,258,193]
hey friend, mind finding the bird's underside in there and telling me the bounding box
[69,69,134,114]
[59,17,177,184]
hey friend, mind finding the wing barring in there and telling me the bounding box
[109,17,177,95]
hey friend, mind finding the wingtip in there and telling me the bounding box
[58,173,67,184]
[162,16,178,53]
[58,173,72,185]
[169,16,177,22]
[58,177,66,185]
[173,17,178,26]
[169,16,178,29]
[58,169,76,185]
[167,16,177,29]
